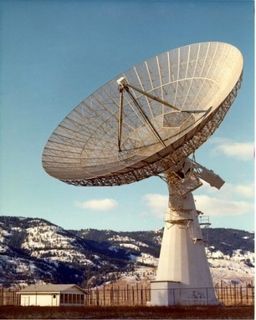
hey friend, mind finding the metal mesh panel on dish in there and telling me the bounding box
[42,42,243,185]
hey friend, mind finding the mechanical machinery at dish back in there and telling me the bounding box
[42,42,243,305]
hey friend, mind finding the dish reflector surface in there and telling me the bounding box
[42,42,243,186]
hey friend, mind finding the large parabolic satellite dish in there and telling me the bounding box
[42,42,243,186]
[42,42,243,306]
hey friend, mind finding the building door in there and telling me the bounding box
[52,294,58,306]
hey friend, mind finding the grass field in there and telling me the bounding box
[0,305,253,319]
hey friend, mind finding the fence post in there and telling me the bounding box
[136,283,139,305]
[110,285,114,305]
[96,288,99,306]
[121,286,124,305]
[117,286,120,305]
[89,289,93,306]
[91,289,93,306]
[240,286,243,305]
[126,284,129,305]
[132,286,135,306]
[91,289,95,305]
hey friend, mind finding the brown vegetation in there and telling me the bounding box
[0,305,254,319]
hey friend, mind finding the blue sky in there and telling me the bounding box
[0,0,254,231]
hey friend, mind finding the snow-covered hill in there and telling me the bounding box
[0,217,131,287]
[76,227,254,286]
[0,216,254,288]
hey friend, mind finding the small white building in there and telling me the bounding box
[18,284,86,306]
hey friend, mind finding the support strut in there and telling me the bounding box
[117,77,166,149]
[125,82,209,114]
[116,76,210,152]
[125,88,166,147]
[118,88,124,152]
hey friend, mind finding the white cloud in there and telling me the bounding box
[143,181,254,219]
[234,184,254,198]
[143,193,168,217]
[195,181,254,217]
[75,198,118,211]
[212,139,254,161]
[194,195,253,217]
[199,181,254,199]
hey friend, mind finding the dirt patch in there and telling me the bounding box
[0,305,254,319]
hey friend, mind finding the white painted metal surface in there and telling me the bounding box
[151,164,219,305]
[42,42,243,306]
[42,42,243,187]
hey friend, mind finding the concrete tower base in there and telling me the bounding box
[151,281,218,306]
[150,167,218,306]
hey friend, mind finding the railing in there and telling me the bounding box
[0,283,254,306]
[0,288,20,306]
[84,283,254,306]
[85,284,150,306]
[215,283,254,306]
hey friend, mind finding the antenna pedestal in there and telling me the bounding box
[150,169,218,306]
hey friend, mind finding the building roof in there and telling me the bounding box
[18,284,85,294]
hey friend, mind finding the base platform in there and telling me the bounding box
[150,281,219,306]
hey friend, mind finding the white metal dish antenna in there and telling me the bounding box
[42,42,243,305]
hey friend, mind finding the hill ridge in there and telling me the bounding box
[0,216,254,288]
